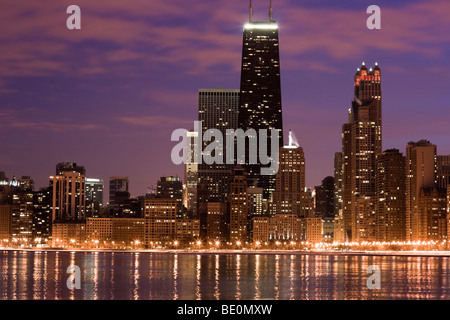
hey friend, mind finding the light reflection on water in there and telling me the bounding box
[0,250,449,300]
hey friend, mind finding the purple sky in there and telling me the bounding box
[1,0,450,201]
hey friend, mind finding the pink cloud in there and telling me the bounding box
[0,108,104,132]
[117,115,192,129]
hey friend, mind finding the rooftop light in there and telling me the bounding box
[244,23,278,30]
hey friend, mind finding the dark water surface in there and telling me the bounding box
[1,250,449,300]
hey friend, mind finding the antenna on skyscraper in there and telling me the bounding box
[269,0,273,21]
[249,0,253,22]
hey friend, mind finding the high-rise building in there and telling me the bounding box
[314,176,335,219]
[144,198,177,245]
[10,188,34,241]
[109,177,129,205]
[86,178,104,205]
[18,176,34,191]
[156,176,183,217]
[252,216,270,243]
[375,149,406,241]
[56,162,86,176]
[229,166,248,242]
[406,140,436,241]
[417,188,447,241]
[110,195,143,219]
[341,123,352,241]
[184,130,198,216]
[247,186,264,216]
[33,187,52,241]
[334,152,343,217]
[354,197,376,242]
[206,202,227,241]
[85,178,104,218]
[436,155,450,190]
[272,131,308,217]
[238,2,283,199]
[247,186,264,240]
[333,152,345,242]
[447,188,450,242]
[0,172,8,186]
[0,205,11,241]
[306,217,323,243]
[198,88,239,203]
[342,62,382,241]
[175,218,200,243]
[196,182,209,238]
[50,163,86,223]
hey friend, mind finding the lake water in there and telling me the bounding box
[1,250,449,300]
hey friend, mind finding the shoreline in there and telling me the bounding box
[2,247,450,257]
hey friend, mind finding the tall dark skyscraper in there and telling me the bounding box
[315,176,335,219]
[238,1,283,198]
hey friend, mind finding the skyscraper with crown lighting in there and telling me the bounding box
[341,62,382,241]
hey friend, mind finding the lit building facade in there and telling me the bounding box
[334,152,343,217]
[417,188,447,240]
[112,218,145,245]
[33,187,52,241]
[0,205,11,241]
[52,222,86,246]
[406,140,436,241]
[11,189,34,241]
[206,201,227,241]
[50,162,86,223]
[272,136,308,217]
[156,176,184,217]
[184,130,198,216]
[252,216,270,243]
[447,188,450,242]
[375,149,406,241]
[229,166,248,242]
[144,198,177,245]
[269,214,304,241]
[306,217,323,243]
[175,218,200,243]
[86,217,112,241]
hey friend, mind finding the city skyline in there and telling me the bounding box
[3,1,450,306]
[1,0,450,200]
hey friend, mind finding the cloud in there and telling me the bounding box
[0,108,104,132]
[117,115,193,129]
